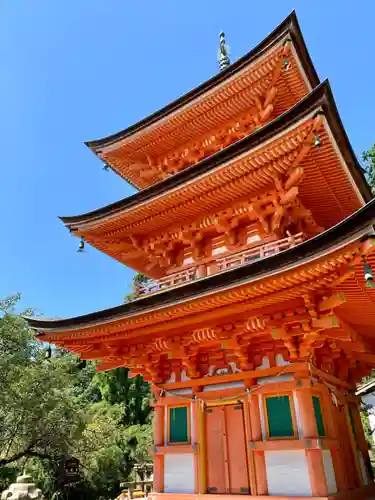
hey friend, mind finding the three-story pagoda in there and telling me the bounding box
[27,12,375,499]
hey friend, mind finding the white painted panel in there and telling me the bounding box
[256,355,270,370]
[265,450,312,497]
[358,450,369,486]
[257,375,293,385]
[180,370,191,381]
[275,353,290,366]
[212,245,226,255]
[169,388,192,396]
[293,390,303,439]
[228,361,241,373]
[190,404,195,443]
[203,381,243,391]
[247,234,261,244]
[166,372,176,383]
[258,396,266,440]
[323,450,337,494]
[164,454,195,493]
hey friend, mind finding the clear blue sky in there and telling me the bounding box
[1,1,374,318]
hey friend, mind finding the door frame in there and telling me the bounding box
[203,400,251,494]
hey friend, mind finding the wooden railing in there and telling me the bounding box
[216,232,304,271]
[136,267,197,296]
[136,233,304,297]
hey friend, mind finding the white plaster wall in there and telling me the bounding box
[164,454,195,493]
[247,234,261,244]
[256,355,270,370]
[275,353,290,366]
[258,395,266,440]
[293,390,303,439]
[257,374,293,385]
[169,388,192,396]
[265,450,312,497]
[190,404,195,443]
[202,381,243,391]
[358,450,369,486]
[322,450,337,495]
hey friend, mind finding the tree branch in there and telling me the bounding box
[0,446,54,467]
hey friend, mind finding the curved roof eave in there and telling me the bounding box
[27,198,375,333]
[85,10,319,152]
[59,80,372,229]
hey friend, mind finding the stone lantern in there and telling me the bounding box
[1,474,42,499]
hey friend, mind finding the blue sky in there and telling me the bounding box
[1,1,374,318]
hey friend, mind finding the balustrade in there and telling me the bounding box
[136,233,304,297]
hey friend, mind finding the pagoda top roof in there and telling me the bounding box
[85,11,319,188]
[27,198,375,335]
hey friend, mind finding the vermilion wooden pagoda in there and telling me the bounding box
[27,12,375,499]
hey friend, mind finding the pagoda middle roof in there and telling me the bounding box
[27,197,375,336]
[85,11,318,188]
[60,81,371,275]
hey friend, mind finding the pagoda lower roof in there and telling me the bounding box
[85,11,318,188]
[60,81,371,275]
[28,198,375,338]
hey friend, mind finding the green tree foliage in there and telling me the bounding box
[0,295,83,469]
[0,295,152,499]
[124,273,152,302]
[93,369,152,425]
[363,143,375,194]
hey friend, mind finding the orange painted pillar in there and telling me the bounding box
[343,401,363,487]
[350,400,372,483]
[296,387,328,497]
[197,400,207,494]
[196,264,207,278]
[248,393,267,495]
[191,398,200,493]
[243,395,257,496]
[335,398,358,490]
[345,401,369,486]
[320,389,347,492]
[153,398,165,493]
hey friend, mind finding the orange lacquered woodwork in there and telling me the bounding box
[205,404,250,495]
[225,404,250,494]
[27,10,375,500]
[205,406,227,494]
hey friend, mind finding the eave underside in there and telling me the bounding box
[61,82,370,277]
[28,200,375,385]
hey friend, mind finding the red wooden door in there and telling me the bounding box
[225,403,250,494]
[205,404,250,494]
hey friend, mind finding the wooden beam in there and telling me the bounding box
[311,315,340,330]
[317,292,346,312]
[160,362,307,391]
[309,365,354,390]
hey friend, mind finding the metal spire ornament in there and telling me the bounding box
[218,31,231,71]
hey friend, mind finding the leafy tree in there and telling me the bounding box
[362,143,375,194]
[124,273,152,302]
[0,296,84,469]
[93,369,152,425]
[0,294,152,499]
